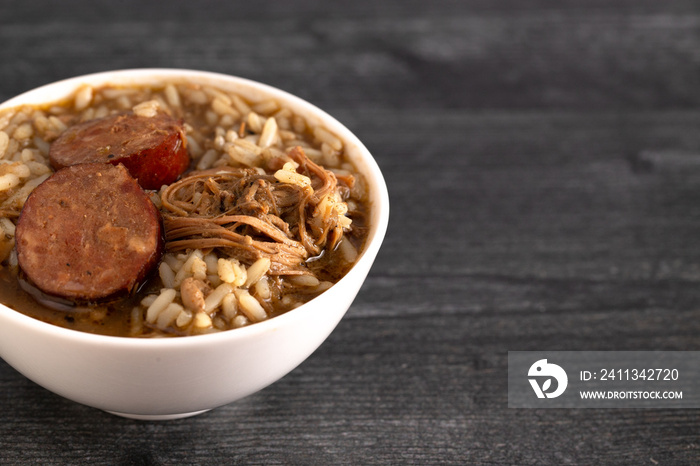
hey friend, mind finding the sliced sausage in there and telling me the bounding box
[15,163,164,303]
[49,111,189,190]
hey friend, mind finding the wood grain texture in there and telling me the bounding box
[2,1,700,464]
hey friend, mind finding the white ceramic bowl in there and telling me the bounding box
[0,69,389,420]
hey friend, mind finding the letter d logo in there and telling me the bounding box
[528,359,568,399]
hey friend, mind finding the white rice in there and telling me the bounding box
[235,289,267,322]
[0,131,9,158]
[74,85,93,111]
[0,174,20,192]
[12,123,34,141]
[204,283,234,314]
[146,289,177,324]
[132,100,160,118]
[244,258,271,287]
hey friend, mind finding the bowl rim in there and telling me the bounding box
[0,68,390,348]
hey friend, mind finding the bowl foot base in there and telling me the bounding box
[104,409,211,420]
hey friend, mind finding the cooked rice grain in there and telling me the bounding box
[74,85,93,111]
[258,116,278,148]
[0,174,21,192]
[132,100,160,118]
[156,302,184,328]
[0,132,9,158]
[193,311,213,328]
[204,283,234,314]
[235,289,266,322]
[244,257,271,287]
[12,123,33,141]
[164,84,181,108]
[146,289,177,324]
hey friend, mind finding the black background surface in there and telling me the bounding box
[1,1,700,464]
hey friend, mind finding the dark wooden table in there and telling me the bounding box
[2,1,700,464]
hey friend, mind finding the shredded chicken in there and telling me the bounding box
[160,146,353,277]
